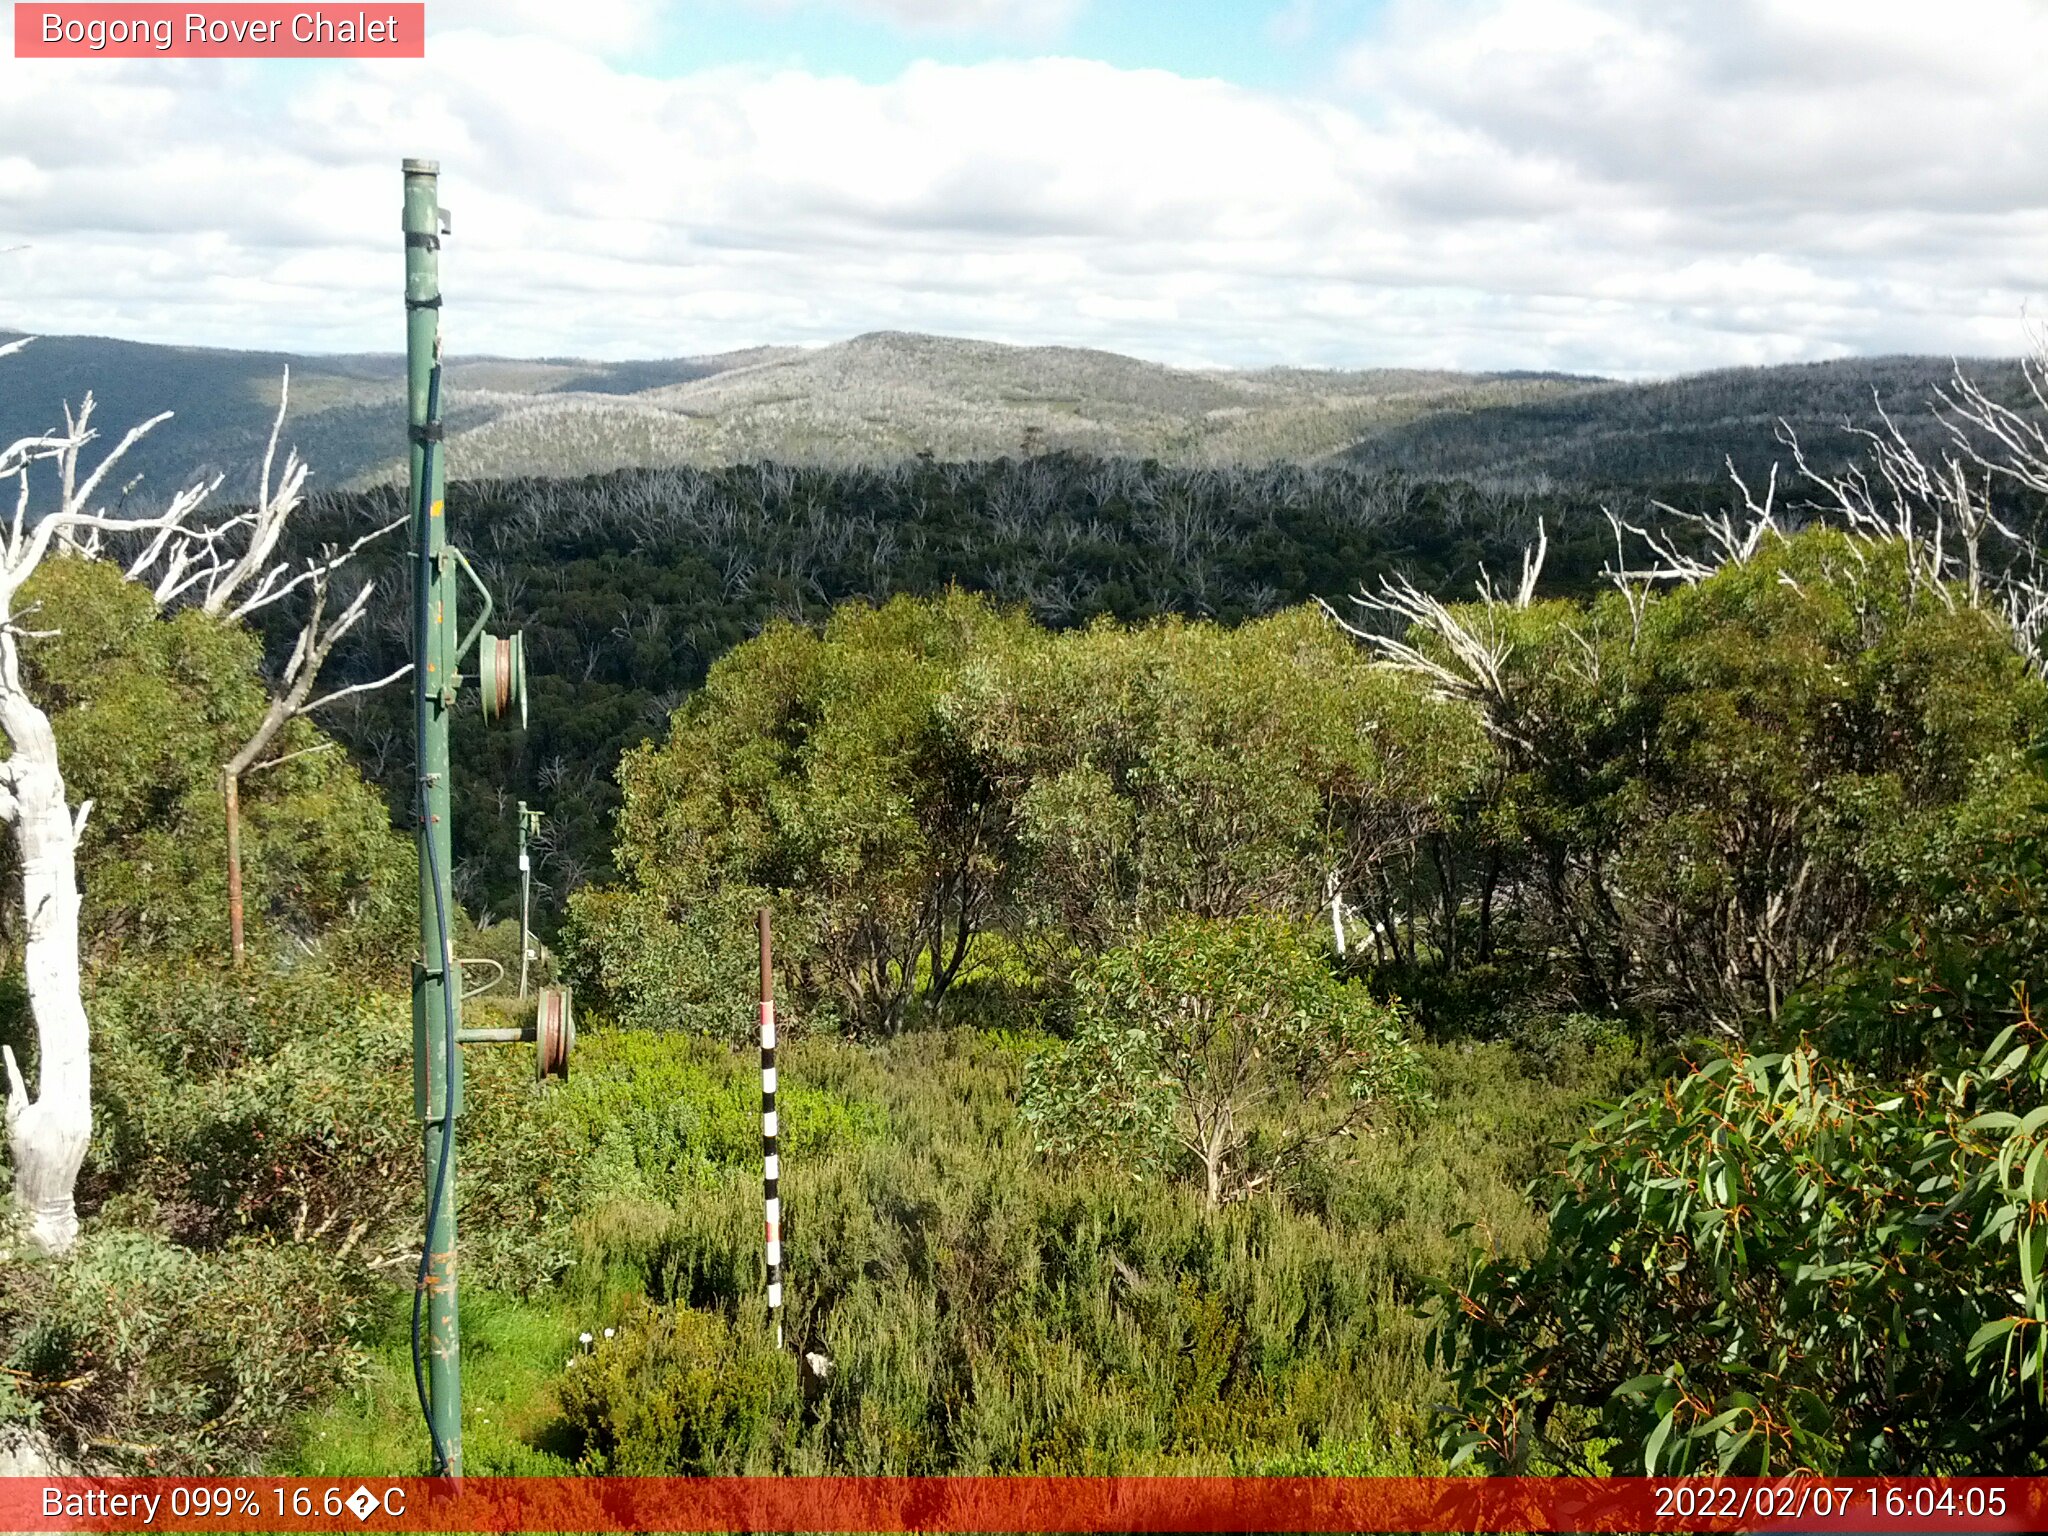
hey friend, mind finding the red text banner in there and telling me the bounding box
[2,1477,2046,1533]
[13,5,425,58]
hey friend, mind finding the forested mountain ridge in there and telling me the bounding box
[1348,353,2035,484]
[9,324,2026,497]
[0,330,786,501]
[427,331,1590,479]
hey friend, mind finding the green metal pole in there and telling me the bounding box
[404,156,462,1477]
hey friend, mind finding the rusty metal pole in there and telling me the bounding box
[224,770,245,965]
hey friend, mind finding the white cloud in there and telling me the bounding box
[865,0,1084,33]
[428,0,665,54]
[0,0,2039,375]
[739,0,1087,38]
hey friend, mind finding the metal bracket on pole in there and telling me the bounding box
[451,546,493,665]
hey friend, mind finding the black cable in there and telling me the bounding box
[408,359,460,1477]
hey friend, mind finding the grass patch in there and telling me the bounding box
[281,1287,620,1475]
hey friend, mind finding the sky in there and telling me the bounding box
[1,0,2044,376]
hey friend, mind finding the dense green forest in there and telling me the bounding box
[5,358,2048,1479]
[274,457,1732,923]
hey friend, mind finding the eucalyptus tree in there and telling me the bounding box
[604,589,1035,1035]
[1021,913,1424,1209]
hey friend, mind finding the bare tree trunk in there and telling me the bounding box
[225,768,246,966]
[0,675,91,1255]
[1477,842,1501,963]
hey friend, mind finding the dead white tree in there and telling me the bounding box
[1317,518,1549,747]
[1,348,404,1247]
[1605,343,2048,672]
[0,341,234,1253]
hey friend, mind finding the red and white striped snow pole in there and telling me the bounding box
[758,907,783,1350]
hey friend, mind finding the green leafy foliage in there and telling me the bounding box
[1432,807,2048,1475]
[1612,535,2046,1028]
[559,885,762,1041]
[1378,532,2048,1034]
[535,1028,1587,1474]
[0,1222,374,1471]
[604,591,1035,1035]
[601,593,1485,1033]
[954,607,1487,965]
[1022,915,1426,1206]
[85,963,414,1252]
[6,555,411,969]
[1432,1032,2048,1474]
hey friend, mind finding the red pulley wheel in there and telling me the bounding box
[536,984,573,1080]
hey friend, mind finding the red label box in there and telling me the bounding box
[13,4,425,58]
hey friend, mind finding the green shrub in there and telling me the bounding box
[535,1027,1584,1475]
[0,1224,372,1471]
[556,1299,796,1472]
[1021,914,1427,1207]
[611,592,1035,1036]
[1434,808,2048,1477]
[560,885,764,1041]
[1505,1011,1639,1086]
[85,962,415,1254]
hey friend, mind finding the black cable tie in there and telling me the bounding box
[409,423,445,444]
[405,232,440,250]
[404,295,443,310]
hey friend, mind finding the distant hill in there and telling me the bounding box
[0,332,785,503]
[1,326,2027,500]
[436,332,1594,479]
[1340,355,2035,486]
[2,328,1598,499]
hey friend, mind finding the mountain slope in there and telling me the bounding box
[1340,354,2034,484]
[390,332,1598,484]
[5,325,2026,498]
[0,332,783,503]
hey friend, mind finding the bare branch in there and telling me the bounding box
[246,740,341,776]
[67,409,174,517]
[223,514,405,624]
[299,662,412,717]
[201,370,310,618]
